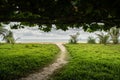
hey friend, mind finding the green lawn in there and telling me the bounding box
[50,44,120,80]
[0,43,59,80]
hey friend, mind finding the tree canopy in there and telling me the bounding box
[0,0,120,31]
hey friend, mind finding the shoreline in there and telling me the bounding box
[0,41,87,44]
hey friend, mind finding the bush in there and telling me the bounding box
[3,31,15,44]
[87,36,96,44]
[69,32,80,44]
[96,32,109,45]
[109,27,120,44]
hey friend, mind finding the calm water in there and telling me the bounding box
[17,38,87,43]
[1,25,99,43]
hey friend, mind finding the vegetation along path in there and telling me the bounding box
[20,43,68,80]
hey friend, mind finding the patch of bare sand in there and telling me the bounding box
[20,42,68,80]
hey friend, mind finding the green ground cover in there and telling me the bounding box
[0,43,59,80]
[51,44,120,80]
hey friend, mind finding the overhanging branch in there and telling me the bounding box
[0,17,120,24]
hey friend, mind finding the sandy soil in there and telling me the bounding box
[20,42,68,80]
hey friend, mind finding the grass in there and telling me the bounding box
[50,44,120,80]
[0,43,59,80]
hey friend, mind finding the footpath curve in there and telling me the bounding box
[20,42,68,80]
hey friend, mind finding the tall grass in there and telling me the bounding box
[50,44,120,80]
[0,44,59,80]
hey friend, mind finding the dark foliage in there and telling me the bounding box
[0,0,120,31]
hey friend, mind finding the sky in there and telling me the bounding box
[1,23,101,43]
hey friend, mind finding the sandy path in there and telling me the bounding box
[20,43,67,80]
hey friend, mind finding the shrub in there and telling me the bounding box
[87,36,96,44]
[108,27,120,44]
[3,31,15,44]
[96,32,109,45]
[69,32,80,44]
